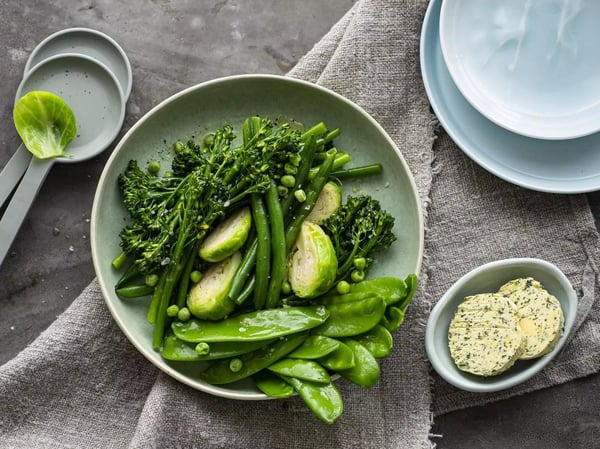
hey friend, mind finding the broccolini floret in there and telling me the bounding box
[321,195,396,280]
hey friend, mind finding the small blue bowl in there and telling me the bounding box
[425,258,577,392]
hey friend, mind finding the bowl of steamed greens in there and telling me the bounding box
[91,74,423,424]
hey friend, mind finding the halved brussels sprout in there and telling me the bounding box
[187,251,242,320]
[306,181,342,224]
[199,207,252,262]
[288,222,337,298]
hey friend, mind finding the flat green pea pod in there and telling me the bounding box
[348,277,407,307]
[354,325,393,359]
[172,305,329,342]
[317,339,355,370]
[279,374,344,425]
[199,333,307,384]
[161,334,275,361]
[319,290,377,305]
[267,358,330,384]
[399,273,418,311]
[380,306,405,333]
[338,338,380,388]
[316,295,385,337]
[287,335,340,359]
[254,371,294,398]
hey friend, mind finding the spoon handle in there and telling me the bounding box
[0,156,52,267]
[0,144,32,208]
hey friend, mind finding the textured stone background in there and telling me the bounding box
[0,1,598,447]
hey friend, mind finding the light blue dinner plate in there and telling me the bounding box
[420,0,600,194]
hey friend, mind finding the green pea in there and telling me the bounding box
[294,189,307,203]
[189,270,202,283]
[195,342,210,355]
[229,358,243,372]
[166,305,180,317]
[173,141,184,153]
[352,257,367,271]
[177,307,191,321]
[277,185,289,197]
[147,160,161,174]
[350,269,365,283]
[281,174,296,188]
[281,281,292,295]
[338,338,380,388]
[145,273,159,287]
[336,280,351,294]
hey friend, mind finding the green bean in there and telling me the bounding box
[250,194,270,309]
[266,181,286,309]
[279,374,344,425]
[147,270,167,324]
[115,262,141,289]
[175,241,201,309]
[234,275,256,305]
[285,149,336,252]
[300,121,328,141]
[308,150,349,180]
[115,284,155,298]
[198,333,308,384]
[172,305,329,342]
[111,251,128,270]
[330,163,383,180]
[228,239,258,303]
[280,135,318,219]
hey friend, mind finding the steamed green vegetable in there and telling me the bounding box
[288,222,337,298]
[187,251,241,320]
[113,115,418,424]
[199,207,252,262]
[13,91,77,159]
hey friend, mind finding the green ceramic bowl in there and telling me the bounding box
[426,258,577,392]
[91,74,424,399]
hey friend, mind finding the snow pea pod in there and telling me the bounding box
[318,339,355,370]
[380,306,405,333]
[287,335,340,359]
[161,334,274,361]
[338,338,380,388]
[279,374,344,425]
[348,277,407,307]
[172,305,329,342]
[268,358,330,384]
[199,333,308,384]
[253,371,294,398]
[316,295,385,337]
[354,324,393,359]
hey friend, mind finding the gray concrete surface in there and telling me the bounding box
[1,1,599,448]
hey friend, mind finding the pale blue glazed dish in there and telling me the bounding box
[440,0,600,140]
[421,0,600,193]
[425,258,577,393]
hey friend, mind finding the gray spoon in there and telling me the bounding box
[0,53,126,266]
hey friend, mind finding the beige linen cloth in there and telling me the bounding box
[1,1,599,448]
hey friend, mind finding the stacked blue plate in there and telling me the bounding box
[421,0,600,193]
